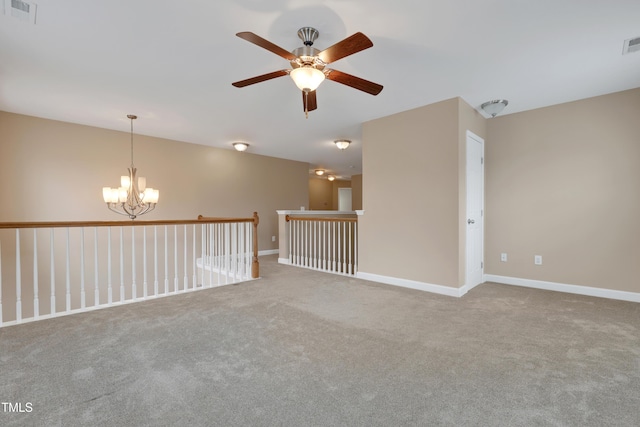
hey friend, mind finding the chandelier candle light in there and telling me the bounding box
[102,114,159,219]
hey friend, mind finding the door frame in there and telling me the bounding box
[464,130,485,291]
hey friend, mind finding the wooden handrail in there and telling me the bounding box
[0,216,254,229]
[286,215,357,223]
[0,213,261,279]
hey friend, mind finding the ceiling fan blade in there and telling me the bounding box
[232,70,289,88]
[236,32,297,61]
[317,32,373,64]
[303,90,318,112]
[326,69,383,95]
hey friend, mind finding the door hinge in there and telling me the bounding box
[481,262,484,268]
[481,157,484,164]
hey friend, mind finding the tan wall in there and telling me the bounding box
[351,174,362,210]
[360,98,461,287]
[309,177,333,210]
[0,111,310,251]
[309,178,355,210]
[485,88,640,292]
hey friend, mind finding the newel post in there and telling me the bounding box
[252,212,259,278]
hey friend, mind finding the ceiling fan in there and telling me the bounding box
[232,27,383,117]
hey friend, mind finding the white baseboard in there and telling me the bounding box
[258,249,279,256]
[484,274,640,303]
[356,271,463,298]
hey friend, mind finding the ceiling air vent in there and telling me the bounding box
[622,37,640,55]
[2,0,37,24]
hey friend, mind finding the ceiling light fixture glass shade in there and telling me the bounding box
[233,142,249,152]
[327,175,336,181]
[481,99,509,117]
[315,169,325,176]
[102,115,159,220]
[334,139,351,150]
[290,66,325,92]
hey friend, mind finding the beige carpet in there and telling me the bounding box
[1,255,639,426]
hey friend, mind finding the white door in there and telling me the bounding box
[465,131,484,289]
[338,188,352,211]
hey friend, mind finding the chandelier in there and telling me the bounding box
[102,114,159,219]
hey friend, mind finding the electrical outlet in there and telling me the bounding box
[534,255,542,265]
[501,253,508,262]
[271,236,276,242]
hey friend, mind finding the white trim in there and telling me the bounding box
[278,258,290,265]
[484,274,640,303]
[459,280,483,296]
[258,249,279,256]
[357,271,464,298]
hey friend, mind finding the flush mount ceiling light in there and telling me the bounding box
[327,175,336,181]
[334,139,351,150]
[481,99,509,118]
[102,115,159,220]
[315,169,325,176]
[233,142,249,152]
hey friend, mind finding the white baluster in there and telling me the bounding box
[154,226,159,296]
[33,230,39,318]
[80,228,86,309]
[225,223,230,284]
[64,228,71,311]
[295,221,302,265]
[131,227,137,300]
[183,224,188,290]
[342,222,347,274]
[348,222,352,275]
[107,227,113,305]
[164,225,169,294]
[15,230,22,322]
[312,221,316,269]
[119,227,124,303]
[304,220,308,266]
[50,229,56,314]
[192,225,197,287]
[174,225,179,292]
[208,224,218,287]
[143,227,148,299]
[354,221,358,275]
[288,220,293,264]
[94,228,99,307]
[0,238,3,326]
[336,222,344,272]
[332,222,337,272]
[232,223,238,281]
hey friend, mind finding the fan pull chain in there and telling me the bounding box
[304,91,309,119]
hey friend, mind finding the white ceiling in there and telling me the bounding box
[1,0,639,179]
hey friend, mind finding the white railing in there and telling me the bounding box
[0,214,259,327]
[278,211,358,276]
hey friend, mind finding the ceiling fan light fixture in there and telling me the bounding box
[290,66,325,92]
[233,142,249,152]
[481,99,509,117]
[334,139,351,150]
